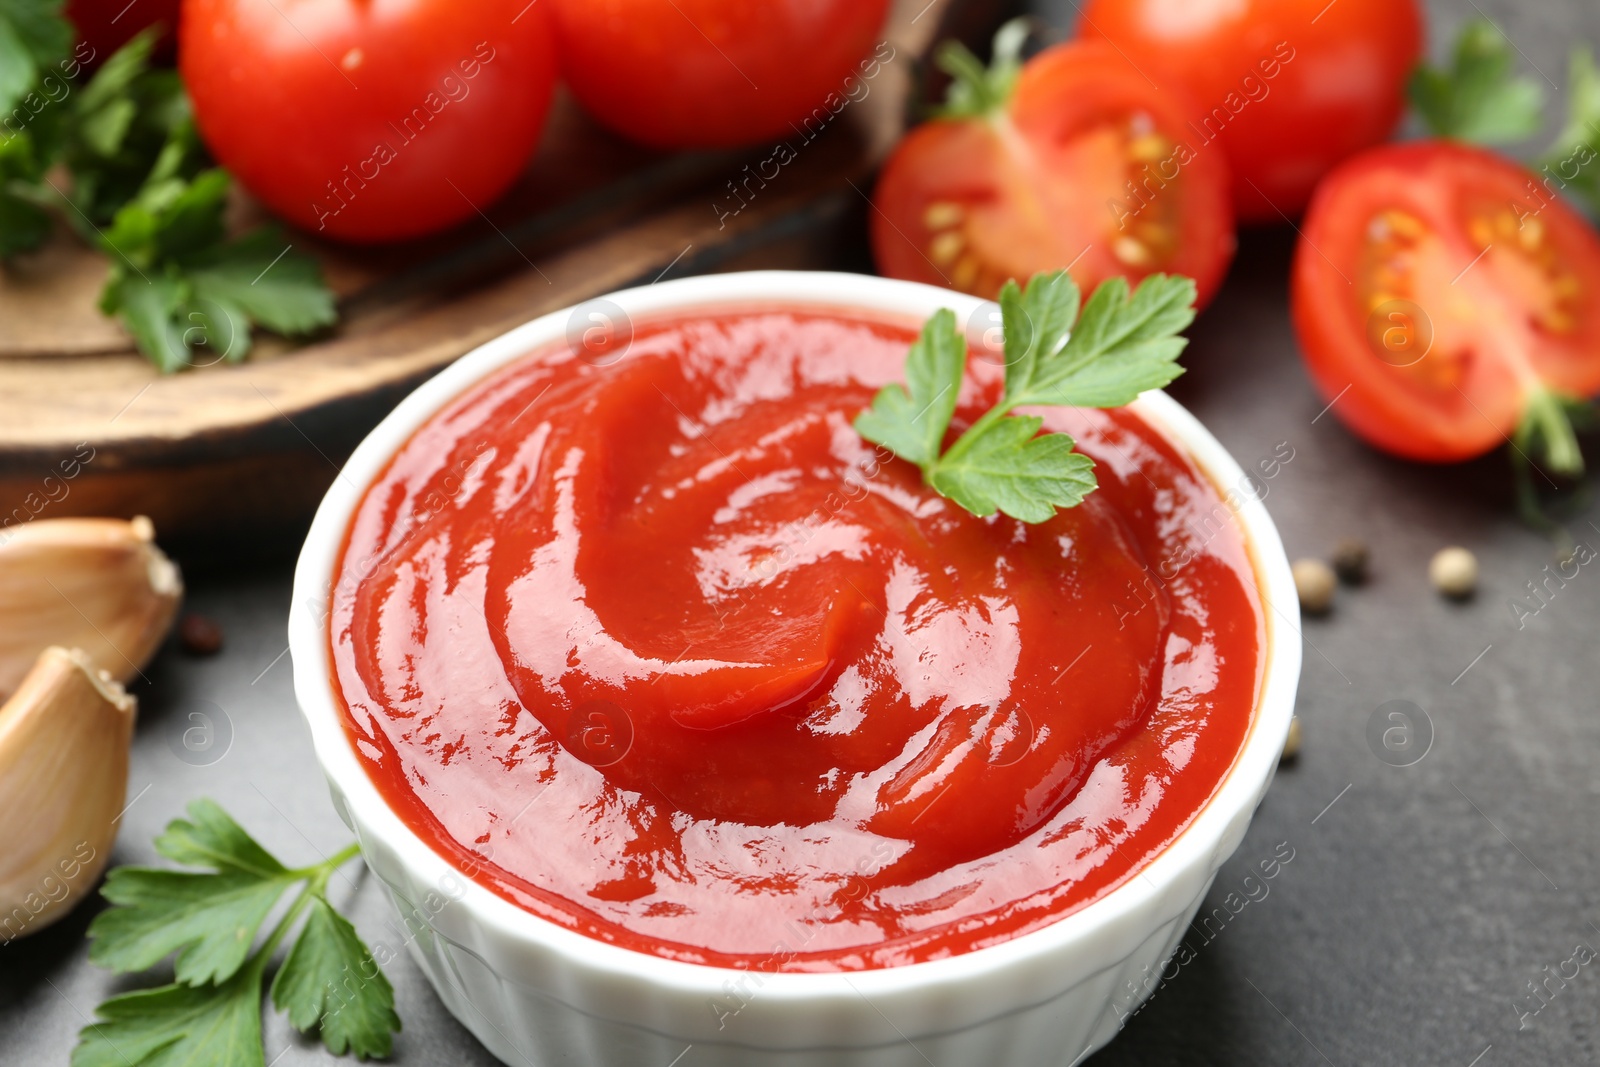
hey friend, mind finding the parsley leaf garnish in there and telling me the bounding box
[1409,18,1545,144]
[852,307,965,468]
[855,270,1197,523]
[76,799,400,1066]
[927,413,1096,523]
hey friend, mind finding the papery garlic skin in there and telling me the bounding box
[0,647,135,942]
[0,517,182,699]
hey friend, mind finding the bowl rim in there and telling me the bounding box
[289,269,1302,1006]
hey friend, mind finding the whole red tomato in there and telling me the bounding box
[545,0,892,150]
[179,0,557,243]
[1079,0,1423,222]
[67,0,181,63]
[1292,141,1600,467]
[872,37,1235,309]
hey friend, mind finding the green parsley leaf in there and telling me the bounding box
[102,271,192,372]
[855,308,964,468]
[67,35,199,225]
[154,798,291,875]
[72,39,338,372]
[854,270,1198,523]
[1539,46,1600,216]
[0,182,50,253]
[76,800,398,1067]
[189,228,339,337]
[0,8,74,258]
[184,294,255,364]
[96,173,335,371]
[0,128,54,255]
[71,964,267,1067]
[0,0,72,115]
[0,24,193,257]
[1548,47,1600,164]
[996,268,1079,401]
[1409,18,1545,144]
[272,894,402,1059]
[98,166,231,269]
[929,414,1097,522]
[1007,273,1194,409]
[88,800,296,983]
[89,866,300,985]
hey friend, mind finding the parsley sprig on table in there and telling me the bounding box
[1408,18,1545,145]
[74,799,400,1066]
[855,270,1197,523]
[0,14,337,371]
[1540,44,1600,216]
[1410,17,1600,217]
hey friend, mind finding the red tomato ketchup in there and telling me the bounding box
[329,307,1264,971]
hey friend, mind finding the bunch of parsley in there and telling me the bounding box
[74,799,399,1066]
[0,1,335,371]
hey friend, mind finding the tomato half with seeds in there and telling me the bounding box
[871,34,1235,309]
[1078,0,1423,223]
[1292,140,1600,470]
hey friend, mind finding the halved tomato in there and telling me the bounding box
[1292,140,1600,470]
[871,34,1235,308]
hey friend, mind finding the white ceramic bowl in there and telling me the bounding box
[290,271,1301,1067]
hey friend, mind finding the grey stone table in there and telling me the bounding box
[5,2,1600,1064]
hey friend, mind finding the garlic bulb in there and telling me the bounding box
[0,647,135,942]
[0,517,182,699]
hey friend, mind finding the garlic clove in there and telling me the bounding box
[0,647,135,942]
[0,516,182,699]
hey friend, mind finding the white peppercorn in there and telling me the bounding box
[1293,558,1336,615]
[1429,546,1478,599]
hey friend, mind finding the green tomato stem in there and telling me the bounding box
[931,18,1029,121]
[1516,387,1585,479]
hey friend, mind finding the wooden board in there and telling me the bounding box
[0,0,1001,559]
